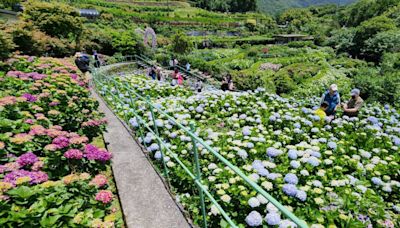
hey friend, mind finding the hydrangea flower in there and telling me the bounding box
[242,126,251,136]
[245,211,263,227]
[307,157,320,167]
[290,160,301,169]
[16,152,38,166]
[267,147,282,157]
[237,150,248,159]
[248,197,260,208]
[371,177,383,186]
[265,212,281,226]
[282,184,298,197]
[284,173,298,185]
[327,141,337,150]
[296,190,307,201]
[95,190,113,204]
[288,149,298,160]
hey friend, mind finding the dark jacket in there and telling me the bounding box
[75,57,90,73]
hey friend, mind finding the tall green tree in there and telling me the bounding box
[170,32,193,55]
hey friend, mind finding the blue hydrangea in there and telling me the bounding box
[252,160,264,171]
[144,136,153,144]
[237,150,248,159]
[282,184,298,197]
[288,149,298,160]
[240,114,247,119]
[149,143,159,152]
[295,190,307,202]
[293,123,301,129]
[311,127,319,133]
[247,142,255,149]
[169,132,177,139]
[294,128,303,134]
[311,115,320,122]
[265,212,281,226]
[245,211,263,227]
[304,120,313,126]
[327,141,337,150]
[301,107,309,114]
[155,119,164,127]
[267,147,282,157]
[269,116,277,122]
[154,151,162,160]
[318,138,327,143]
[311,151,321,158]
[284,173,299,185]
[307,157,320,167]
[371,177,383,185]
[290,160,301,169]
[368,116,379,125]
[195,106,204,113]
[384,104,390,110]
[267,173,280,180]
[243,127,251,136]
[258,168,269,177]
[129,118,139,127]
[393,136,400,146]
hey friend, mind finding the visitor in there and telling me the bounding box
[177,72,184,86]
[149,66,157,80]
[74,52,90,74]
[195,79,203,92]
[173,58,179,67]
[186,62,191,72]
[320,84,341,116]
[342,88,364,117]
[315,102,329,119]
[171,68,180,86]
[156,67,164,81]
[93,50,101,68]
[221,75,230,91]
[228,75,234,91]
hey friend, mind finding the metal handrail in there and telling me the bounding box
[93,68,308,228]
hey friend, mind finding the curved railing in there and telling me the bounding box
[92,64,308,228]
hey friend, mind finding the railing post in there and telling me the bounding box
[190,122,207,228]
[126,82,146,144]
[147,96,169,181]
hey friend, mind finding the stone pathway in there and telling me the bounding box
[92,91,190,228]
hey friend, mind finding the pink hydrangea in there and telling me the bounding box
[95,190,113,204]
[52,136,69,149]
[90,174,108,188]
[64,149,84,159]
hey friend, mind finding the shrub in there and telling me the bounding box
[170,32,193,54]
[0,29,15,60]
[288,41,316,49]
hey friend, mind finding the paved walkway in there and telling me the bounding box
[92,91,190,228]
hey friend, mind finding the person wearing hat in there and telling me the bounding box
[320,84,341,116]
[342,88,364,117]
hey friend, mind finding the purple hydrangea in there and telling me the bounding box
[4,170,48,185]
[258,168,269,177]
[64,149,84,159]
[52,136,69,149]
[16,152,38,166]
[282,184,298,196]
[293,123,301,129]
[284,173,298,185]
[252,160,264,171]
[368,116,379,125]
[242,127,251,136]
[84,144,112,162]
[265,212,281,226]
[245,211,263,227]
[267,173,280,180]
[22,93,37,102]
[311,151,321,158]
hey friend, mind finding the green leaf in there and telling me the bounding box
[7,186,35,199]
[40,215,62,227]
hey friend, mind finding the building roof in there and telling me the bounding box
[79,9,100,17]
[273,34,310,38]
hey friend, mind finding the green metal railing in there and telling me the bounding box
[92,69,308,228]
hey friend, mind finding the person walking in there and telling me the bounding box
[342,88,364,117]
[93,50,101,68]
[195,79,203,92]
[320,84,341,116]
[186,62,191,72]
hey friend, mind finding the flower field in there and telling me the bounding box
[0,56,123,227]
[99,74,399,227]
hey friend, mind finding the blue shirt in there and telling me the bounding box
[321,91,340,115]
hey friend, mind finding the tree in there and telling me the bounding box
[363,29,400,61]
[352,16,396,59]
[170,32,193,55]
[193,0,256,13]
[0,29,15,60]
[22,0,83,40]
[278,8,312,32]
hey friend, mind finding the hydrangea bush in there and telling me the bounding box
[0,55,122,227]
[103,74,399,227]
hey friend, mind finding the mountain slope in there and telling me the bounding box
[257,0,356,14]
